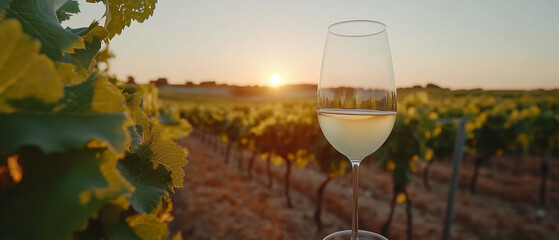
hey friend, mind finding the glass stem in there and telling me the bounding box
[351,161,360,240]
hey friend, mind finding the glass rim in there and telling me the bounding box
[328,20,387,37]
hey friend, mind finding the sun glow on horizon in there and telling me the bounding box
[270,74,282,88]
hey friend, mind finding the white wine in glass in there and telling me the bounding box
[318,20,396,240]
[317,109,396,161]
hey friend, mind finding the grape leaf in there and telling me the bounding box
[129,213,168,240]
[70,36,101,70]
[0,20,63,112]
[118,150,171,214]
[57,72,126,114]
[93,149,135,200]
[118,128,187,214]
[99,0,158,39]
[5,0,85,60]
[0,147,131,240]
[145,128,188,188]
[107,214,143,240]
[124,93,149,149]
[64,21,109,72]
[160,118,192,140]
[0,113,128,154]
[0,0,9,14]
[0,73,130,154]
[158,107,181,125]
[139,83,159,116]
[56,61,85,85]
[172,232,184,240]
[129,125,143,148]
[125,93,151,130]
[158,106,192,140]
[56,0,79,22]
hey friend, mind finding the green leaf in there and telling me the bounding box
[5,0,85,60]
[0,0,10,14]
[103,0,157,39]
[67,37,102,74]
[0,113,129,154]
[64,21,109,73]
[0,147,131,240]
[118,150,170,214]
[118,128,187,214]
[129,125,143,148]
[56,0,79,22]
[107,213,143,240]
[0,73,130,154]
[97,196,130,233]
[0,19,63,112]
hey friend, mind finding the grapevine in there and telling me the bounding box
[168,87,558,239]
[0,1,188,239]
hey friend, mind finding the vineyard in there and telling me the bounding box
[1,1,558,240]
[161,86,559,240]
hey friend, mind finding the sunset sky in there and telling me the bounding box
[66,0,559,90]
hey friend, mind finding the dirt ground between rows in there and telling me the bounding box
[170,136,558,240]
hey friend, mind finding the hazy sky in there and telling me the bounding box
[67,0,559,90]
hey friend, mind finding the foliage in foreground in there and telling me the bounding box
[0,1,189,239]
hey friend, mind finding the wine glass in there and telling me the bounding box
[317,20,396,240]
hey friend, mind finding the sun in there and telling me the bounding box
[269,74,282,88]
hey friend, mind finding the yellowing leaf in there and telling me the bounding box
[93,150,135,200]
[55,62,85,85]
[0,20,63,113]
[128,214,167,240]
[0,20,37,90]
[1,73,130,155]
[145,128,188,188]
[396,193,406,204]
[271,155,284,166]
[424,130,431,138]
[125,93,151,130]
[428,112,439,120]
[432,126,442,137]
[152,196,174,222]
[91,75,126,113]
[425,148,434,161]
[386,160,395,171]
[172,232,183,240]
[139,84,159,116]
[159,118,192,140]
[326,159,346,178]
[83,26,109,43]
[103,0,157,39]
